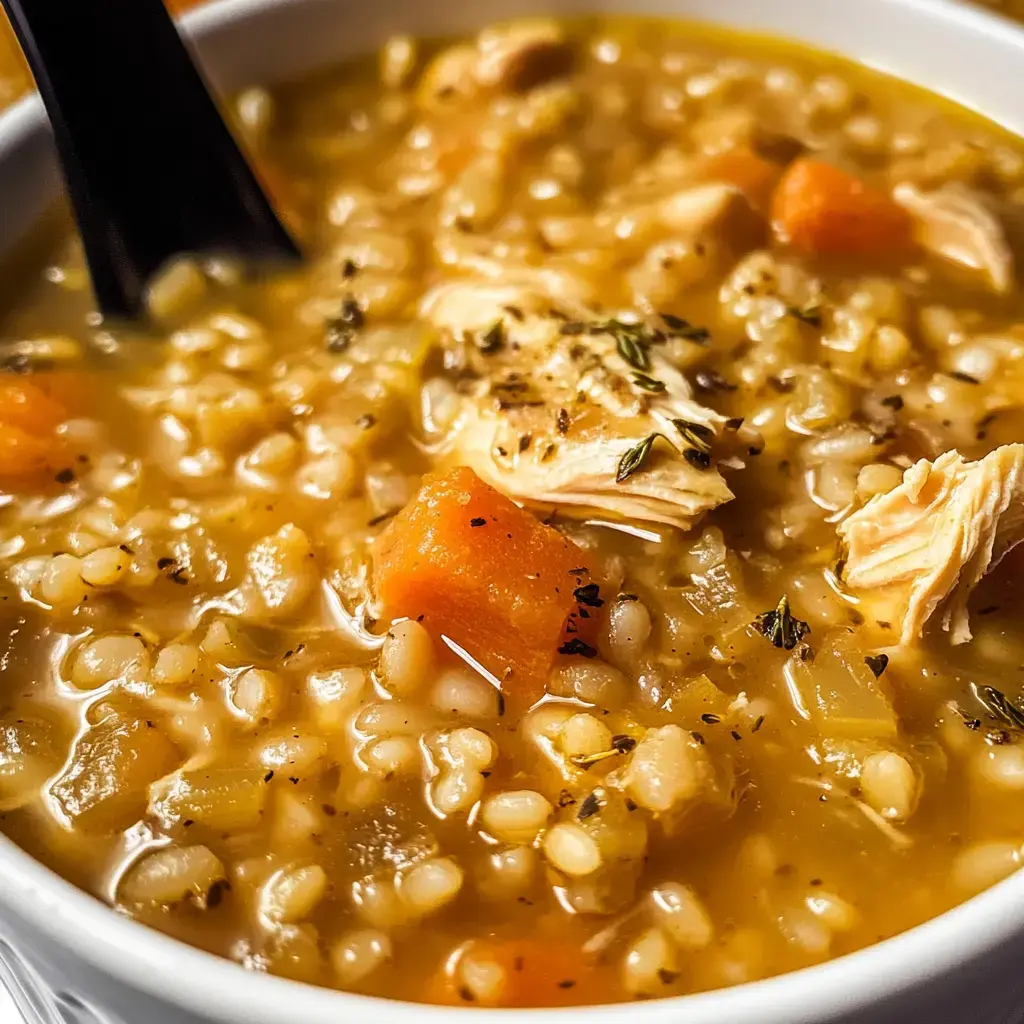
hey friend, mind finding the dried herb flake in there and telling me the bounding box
[684,448,712,471]
[753,595,810,650]
[864,654,889,678]
[611,734,637,754]
[558,637,598,658]
[617,433,664,483]
[693,368,736,393]
[573,582,604,608]
[671,419,714,453]
[632,372,667,393]
[577,791,603,820]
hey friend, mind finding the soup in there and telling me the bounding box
[2,15,1024,1008]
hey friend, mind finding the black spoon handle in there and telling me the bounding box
[0,0,301,320]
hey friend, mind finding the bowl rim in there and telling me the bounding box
[3,0,1024,1020]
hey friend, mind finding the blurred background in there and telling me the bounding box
[0,0,1019,113]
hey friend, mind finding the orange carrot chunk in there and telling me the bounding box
[0,377,67,435]
[703,147,781,210]
[373,466,585,700]
[770,157,912,255]
[0,424,60,480]
[0,375,72,485]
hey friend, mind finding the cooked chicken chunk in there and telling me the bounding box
[894,183,1014,294]
[419,281,737,531]
[838,444,1024,645]
[417,18,570,108]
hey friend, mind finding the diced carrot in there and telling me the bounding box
[770,157,912,256]
[0,423,61,480]
[373,466,585,703]
[703,147,781,210]
[0,377,67,434]
[425,938,613,1008]
[0,374,74,485]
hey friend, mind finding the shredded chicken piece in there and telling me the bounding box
[658,183,742,235]
[838,444,1024,645]
[416,18,570,108]
[894,182,1014,294]
[537,182,746,253]
[474,18,570,92]
[418,279,738,531]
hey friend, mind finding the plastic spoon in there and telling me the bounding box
[0,0,301,320]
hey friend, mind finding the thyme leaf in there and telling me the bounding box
[671,419,714,453]
[753,595,810,650]
[616,433,665,483]
[631,372,667,393]
[683,448,711,471]
[660,313,711,344]
[576,791,604,820]
[616,333,651,371]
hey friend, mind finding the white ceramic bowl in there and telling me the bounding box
[3,1,1024,1021]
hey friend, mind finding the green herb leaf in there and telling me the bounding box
[616,433,664,483]
[676,324,710,344]
[661,313,711,344]
[683,448,711,470]
[617,333,651,371]
[631,372,666,393]
[659,312,690,331]
[972,683,1024,731]
[576,791,603,820]
[588,319,659,368]
[671,420,714,453]
[753,595,811,650]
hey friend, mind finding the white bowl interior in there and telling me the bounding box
[3,1,1024,1022]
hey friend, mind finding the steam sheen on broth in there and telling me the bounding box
[2,16,1024,1007]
